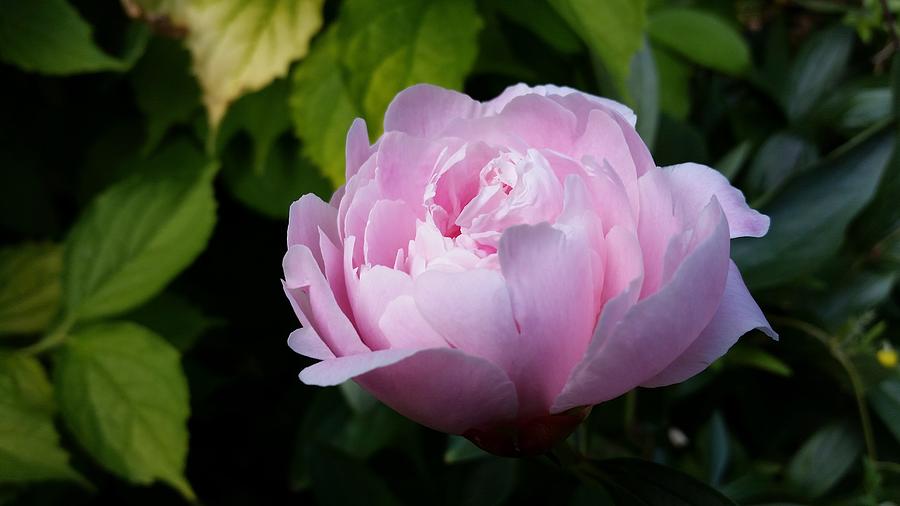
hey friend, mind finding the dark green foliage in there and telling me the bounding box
[1,1,900,505]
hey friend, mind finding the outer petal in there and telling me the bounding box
[301,348,519,434]
[288,327,334,360]
[662,162,770,238]
[642,261,778,387]
[483,83,637,126]
[552,199,730,412]
[288,194,339,269]
[499,223,595,417]
[283,244,368,356]
[384,84,482,137]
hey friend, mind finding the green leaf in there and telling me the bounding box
[491,0,582,54]
[786,423,861,499]
[549,0,647,92]
[0,243,62,336]
[217,79,291,174]
[339,380,378,414]
[647,8,750,75]
[870,378,900,445]
[628,39,660,149]
[222,138,331,220]
[589,458,737,505]
[0,354,84,485]
[0,0,127,74]
[130,38,201,154]
[702,412,729,487]
[457,458,517,506]
[54,322,193,498]
[853,53,900,248]
[126,292,218,351]
[733,129,895,290]
[338,0,482,126]
[62,141,217,321]
[444,436,489,464]
[334,402,414,461]
[129,0,325,128]
[743,131,819,198]
[782,26,854,121]
[721,344,793,377]
[715,140,753,181]
[654,47,692,120]
[291,0,482,186]
[289,28,360,186]
[310,445,401,506]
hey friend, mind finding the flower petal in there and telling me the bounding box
[283,244,368,356]
[662,162,770,238]
[301,348,519,434]
[288,327,334,360]
[414,268,519,372]
[384,84,482,137]
[642,261,777,387]
[499,222,595,416]
[288,194,338,269]
[552,199,730,412]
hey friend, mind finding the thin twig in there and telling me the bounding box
[772,317,879,462]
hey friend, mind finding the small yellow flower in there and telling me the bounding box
[877,342,898,369]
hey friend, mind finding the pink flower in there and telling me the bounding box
[283,83,776,455]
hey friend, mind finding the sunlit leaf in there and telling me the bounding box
[648,8,750,75]
[0,354,84,485]
[63,141,217,321]
[548,0,647,92]
[54,322,193,498]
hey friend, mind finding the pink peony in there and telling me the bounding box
[283,83,776,456]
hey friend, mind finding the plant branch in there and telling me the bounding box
[772,317,878,462]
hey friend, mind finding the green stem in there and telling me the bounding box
[20,316,74,356]
[773,317,878,462]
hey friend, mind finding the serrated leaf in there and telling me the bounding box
[289,28,360,186]
[549,0,647,93]
[290,0,482,186]
[337,0,482,127]
[0,0,126,75]
[0,354,84,485]
[589,458,737,505]
[733,129,895,290]
[128,0,325,129]
[63,141,217,321]
[54,322,193,498]
[786,423,860,499]
[648,8,750,76]
[0,243,62,336]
